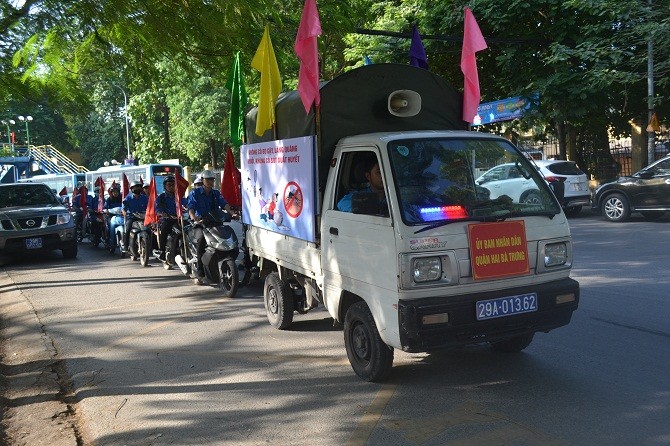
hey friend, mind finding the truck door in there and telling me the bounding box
[322,149,398,306]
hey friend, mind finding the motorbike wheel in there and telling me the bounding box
[139,235,150,267]
[218,258,239,298]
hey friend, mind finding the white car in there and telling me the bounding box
[533,160,590,216]
[475,160,590,216]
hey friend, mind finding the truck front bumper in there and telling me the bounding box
[398,277,579,352]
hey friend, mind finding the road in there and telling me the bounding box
[1,213,669,445]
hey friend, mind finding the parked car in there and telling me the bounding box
[475,160,589,216]
[0,183,78,258]
[475,162,544,205]
[533,160,590,217]
[592,154,670,222]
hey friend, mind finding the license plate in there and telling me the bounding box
[476,293,537,321]
[25,237,43,249]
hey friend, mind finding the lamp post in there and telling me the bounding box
[113,85,132,162]
[18,115,33,147]
[2,119,15,149]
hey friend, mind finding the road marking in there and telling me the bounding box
[345,382,398,445]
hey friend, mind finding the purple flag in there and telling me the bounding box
[409,24,428,70]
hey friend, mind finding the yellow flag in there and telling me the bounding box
[251,25,282,136]
[647,112,660,133]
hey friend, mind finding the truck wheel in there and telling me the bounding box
[602,193,630,222]
[491,333,534,353]
[218,258,239,298]
[344,301,394,382]
[264,272,293,329]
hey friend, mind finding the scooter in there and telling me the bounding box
[166,215,190,272]
[88,209,108,248]
[185,209,240,297]
[126,212,153,266]
[105,207,125,256]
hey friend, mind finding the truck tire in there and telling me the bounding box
[491,333,534,353]
[264,272,293,329]
[344,301,394,382]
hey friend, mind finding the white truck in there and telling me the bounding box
[240,64,579,382]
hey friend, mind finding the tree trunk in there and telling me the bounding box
[554,120,567,160]
[162,104,170,152]
[209,139,218,169]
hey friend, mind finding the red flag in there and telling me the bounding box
[58,187,68,196]
[94,176,105,212]
[72,186,79,205]
[221,147,242,207]
[121,173,130,200]
[143,177,158,226]
[460,7,488,123]
[79,186,88,215]
[294,0,322,113]
[174,171,190,220]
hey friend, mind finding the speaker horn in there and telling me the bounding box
[388,90,422,117]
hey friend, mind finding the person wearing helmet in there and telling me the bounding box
[155,175,186,262]
[142,182,151,195]
[104,183,124,251]
[121,180,149,252]
[186,169,237,283]
[193,176,203,188]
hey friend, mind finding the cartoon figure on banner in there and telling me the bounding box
[259,191,290,230]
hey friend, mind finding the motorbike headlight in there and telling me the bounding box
[56,213,72,225]
[544,242,567,267]
[413,257,442,283]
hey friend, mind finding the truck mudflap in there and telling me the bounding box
[398,278,579,352]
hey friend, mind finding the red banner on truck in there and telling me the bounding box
[468,221,530,280]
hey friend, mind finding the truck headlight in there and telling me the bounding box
[413,257,441,282]
[56,213,72,225]
[544,242,567,267]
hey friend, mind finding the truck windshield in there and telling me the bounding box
[387,137,561,225]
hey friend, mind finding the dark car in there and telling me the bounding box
[592,155,670,222]
[0,183,78,258]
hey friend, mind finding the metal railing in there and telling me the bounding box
[21,145,89,174]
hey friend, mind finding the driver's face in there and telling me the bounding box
[366,163,384,192]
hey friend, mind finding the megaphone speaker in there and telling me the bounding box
[388,90,422,117]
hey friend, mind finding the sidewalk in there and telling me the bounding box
[0,271,79,445]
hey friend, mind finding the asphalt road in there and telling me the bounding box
[1,213,669,445]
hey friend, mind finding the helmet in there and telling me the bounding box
[193,176,203,186]
[130,180,143,189]
[109,184,121,192]
[201,170,216,180]
[163,175,175,187]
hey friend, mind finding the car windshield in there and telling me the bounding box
[0,185,62,208]
[387,137,560,226]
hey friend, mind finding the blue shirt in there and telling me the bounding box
[122,193,149,214]
[337,186,372,212]
[104,195,123,210]
[187,187,228,218]
[156,192,186,216]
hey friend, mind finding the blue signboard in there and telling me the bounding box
[473,94,538,126]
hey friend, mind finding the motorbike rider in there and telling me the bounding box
[186,169,237,284]
[155,175,186,262]
[104,184,124,250]
[192,176,203,189]
[121,180,149,252]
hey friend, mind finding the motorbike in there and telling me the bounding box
[165,215,190,272]
[182,209,240,297]
[105,207,125,256]
[88,209,108,248]
[126,212,153,266]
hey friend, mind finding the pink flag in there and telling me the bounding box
[294,0,322,113]
[460,7,488,123]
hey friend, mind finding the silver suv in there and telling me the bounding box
[0,183,78,258]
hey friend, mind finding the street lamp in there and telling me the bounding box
[1,119,16,148]
[18,115,33,147]
[113,85,132,162]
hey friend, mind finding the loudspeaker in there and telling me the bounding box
[387,90,422,117]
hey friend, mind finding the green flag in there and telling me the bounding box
[226,51,248,147]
